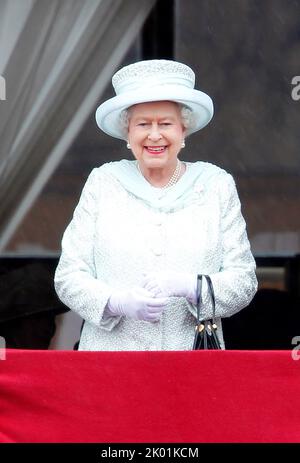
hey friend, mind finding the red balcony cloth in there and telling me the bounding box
[0,350,299,443]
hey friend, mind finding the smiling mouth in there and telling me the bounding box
[144,146,167,154]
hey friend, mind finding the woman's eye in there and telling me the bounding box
[160,122,171,126]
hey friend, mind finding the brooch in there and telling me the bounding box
[192,183,205,204]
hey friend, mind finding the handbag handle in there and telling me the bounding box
[196,274,202,323]
[196,274,216,324]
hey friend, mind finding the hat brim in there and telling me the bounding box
[95,85,214,140]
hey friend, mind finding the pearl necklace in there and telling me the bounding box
[137,159,182,189]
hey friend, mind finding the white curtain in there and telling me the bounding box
[0,0,155,250]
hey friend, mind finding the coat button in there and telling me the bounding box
[152,247,162,256]
[153,214,163,226]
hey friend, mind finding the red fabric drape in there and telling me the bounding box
[0,350,299,443]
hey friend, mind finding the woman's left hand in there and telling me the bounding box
[141,271,197,303]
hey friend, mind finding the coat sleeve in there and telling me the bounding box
[54,169,121,331]
[199,173,258,320]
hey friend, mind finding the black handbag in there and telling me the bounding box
[193,274,221,350]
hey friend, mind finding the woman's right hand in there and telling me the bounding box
[107,287,168,322]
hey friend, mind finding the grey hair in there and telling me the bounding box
[180,105,195,132]
[119,103,196,138]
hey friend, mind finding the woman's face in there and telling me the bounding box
[127,101,185,169]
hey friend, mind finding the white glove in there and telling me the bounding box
[107,287,168,322]
[142,271,197,304]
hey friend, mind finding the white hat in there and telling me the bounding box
[95,59,214,140]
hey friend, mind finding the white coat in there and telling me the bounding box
[54,160,257,350]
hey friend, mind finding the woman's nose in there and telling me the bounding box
[147,123,162,141]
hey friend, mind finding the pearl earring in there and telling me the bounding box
[181,139,185,148]
[127,142,131,149]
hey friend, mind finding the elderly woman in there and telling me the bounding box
[54,60,257,351]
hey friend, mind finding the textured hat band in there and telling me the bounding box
[114,75,195,94]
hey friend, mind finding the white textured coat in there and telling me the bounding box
[54,160,257,350]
